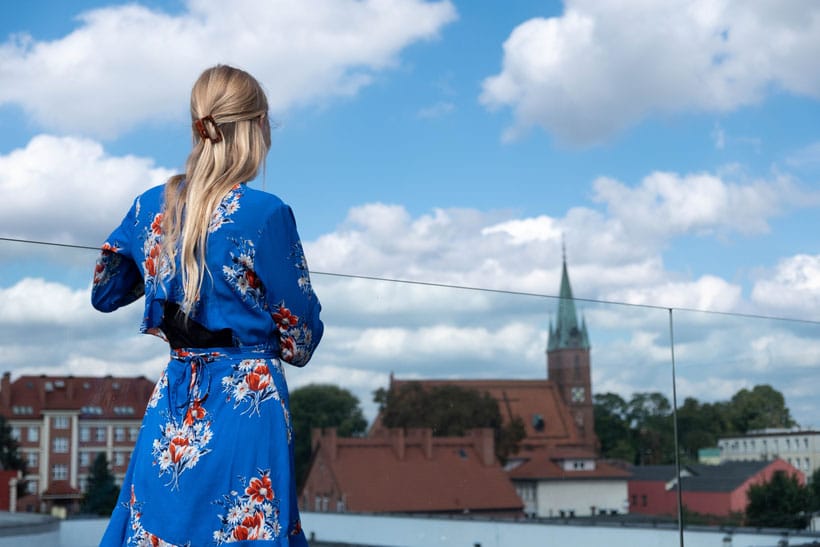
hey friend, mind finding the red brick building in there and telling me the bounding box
[302,427,523,516]
[628,459,804,518]
[0,372,155,513]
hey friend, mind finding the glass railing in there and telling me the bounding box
[1,236,817,546]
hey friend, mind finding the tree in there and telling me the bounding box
[676,398,730,463]
[728,385,795,433]
[377,383,525,464]
[0,415,25,471]
[594,392,635,462]
[82,453,120,515]
[0,415,26,497]
[290,384,368,487]
[746,470,810,529]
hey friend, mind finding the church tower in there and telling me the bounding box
[547,254,595,449]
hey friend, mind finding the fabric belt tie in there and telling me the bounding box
[168,350,218,425]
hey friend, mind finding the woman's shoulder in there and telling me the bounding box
[239,185,291,215]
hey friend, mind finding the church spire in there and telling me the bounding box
[547,252,590,351]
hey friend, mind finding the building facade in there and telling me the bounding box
[302,427,523,516]
[628,459,803,518]
[0,372,155,512]
[718,428,819,478]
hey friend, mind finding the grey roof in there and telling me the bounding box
[628,461,774,493]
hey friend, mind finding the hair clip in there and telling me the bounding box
[194,115,223,143]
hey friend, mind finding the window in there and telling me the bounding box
[53,416,69,429]
[642,495,647,507]
[79,452,90,467]
[26,452,38,468]
[129,427,139,442]
[27,480,38,494]
[96,428,106,442]
[10,427,20,441]
[27,427,39,443]
[53,437,68,453]
[631,494,637,506]
[115,427,126,442]
[114,452,125,466]
[52,464,68,481]
[80,427,90,442]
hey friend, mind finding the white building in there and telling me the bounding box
[507,447,631,517]
[717,428,819,478]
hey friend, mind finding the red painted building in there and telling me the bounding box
[628,459,803,518]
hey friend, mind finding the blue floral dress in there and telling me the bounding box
[92,182,323,546]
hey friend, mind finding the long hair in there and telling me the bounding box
[161,65,271,315]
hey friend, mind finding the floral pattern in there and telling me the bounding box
[94,183,321,546]
[209,185,243,232]
[213,470,281,544]
[147,372,168,409]
[151,359,214,490]
[273,303,313,366]
[222,237,266,308]
[142,213,169,287]
[93,243,122,286]
[127,485,189,547]
[221,359,282,417]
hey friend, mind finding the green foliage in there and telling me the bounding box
[746,470,810,529]
[82,453,120,516]
[0,415,26,498]
[377,383,524,464]
[0,415,26,473]
[290,384,368,487]
[729,385,796,432]
[594,384,796,466]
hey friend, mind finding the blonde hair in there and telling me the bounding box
[161,65,271,315]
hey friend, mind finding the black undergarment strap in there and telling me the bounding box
[162,301,234,349]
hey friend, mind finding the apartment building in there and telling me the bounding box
[717,428,820,479]
[0,372,155,513]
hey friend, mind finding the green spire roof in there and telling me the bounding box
[547,258,590,351]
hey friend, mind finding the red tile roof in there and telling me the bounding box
[41,480,82,499]
[303,428,523,514]
[377,378,593,451]
[0,373,155,419]
[506,447,632,481]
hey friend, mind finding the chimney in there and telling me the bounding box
[406,428,434,459]
[389,428,405,460]
[472,428,496,467]
[1,372,10,407]
[420,428,433,460]
[325,428,338,461]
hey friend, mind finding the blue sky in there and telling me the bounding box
[2,0,820,428]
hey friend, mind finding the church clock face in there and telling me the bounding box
[571,386,586,403]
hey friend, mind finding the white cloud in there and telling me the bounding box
[752,254,820,318]
[0,135,173,244]
[480,0,820,145]
[0,0,457,138]
[417,101,455,119]
[592,171,805,240]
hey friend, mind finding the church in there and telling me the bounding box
[303,258,631,517]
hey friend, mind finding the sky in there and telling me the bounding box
[1,0,820,430]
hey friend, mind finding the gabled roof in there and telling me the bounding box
[628,460,782,492]
[680,461,772,492]
[507,447,632,481]
[382,378,586,448]
[306,428,523,514]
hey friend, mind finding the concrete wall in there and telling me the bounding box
[535,480,627,517]
[301,512,816,547]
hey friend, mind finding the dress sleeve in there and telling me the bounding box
[257,204,323,367]
[91,198,145,312]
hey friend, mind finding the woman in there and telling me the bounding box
[92,65,322,546]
